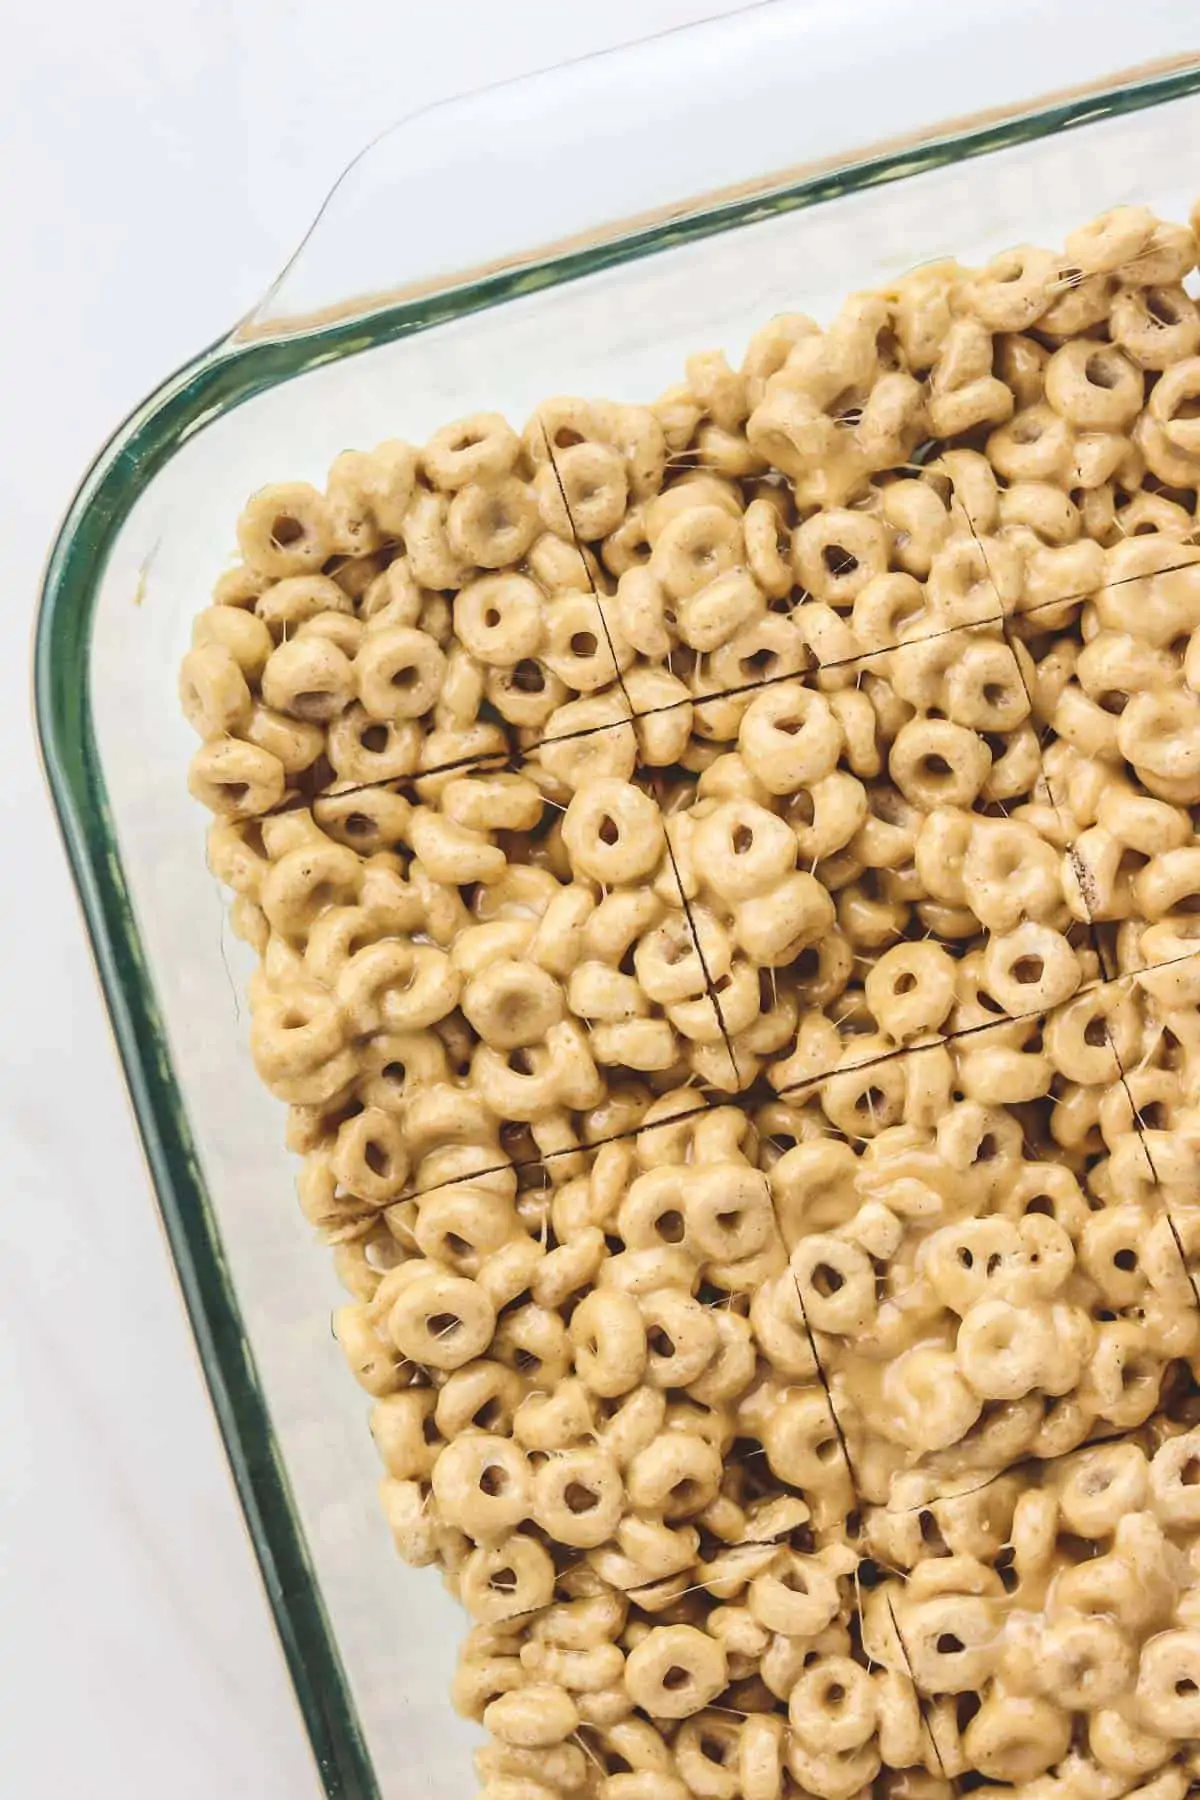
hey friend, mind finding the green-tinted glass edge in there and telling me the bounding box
[32,60,1200,1800]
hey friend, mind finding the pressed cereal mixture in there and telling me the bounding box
[184,199,1200,1798]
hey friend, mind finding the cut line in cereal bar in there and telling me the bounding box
[185,198,1200,1796]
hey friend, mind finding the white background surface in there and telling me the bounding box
[4,3,1198,1796]
[0,6,756,1795]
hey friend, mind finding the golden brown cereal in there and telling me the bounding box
[187,196,1200,1797]
[623,1623,727,1718]
[237,481,332,578]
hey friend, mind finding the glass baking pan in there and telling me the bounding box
[33,4,1200,1794]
